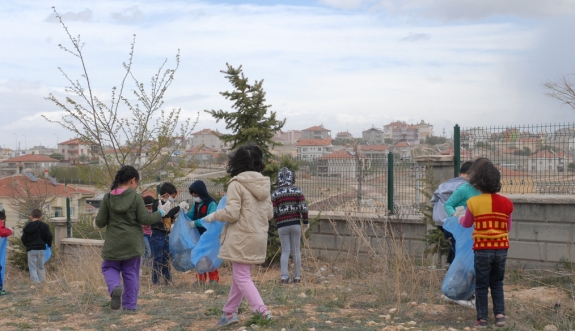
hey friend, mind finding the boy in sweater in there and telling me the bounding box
[0,210,13,295]
[21,209,53,283]
[271,167,308,284]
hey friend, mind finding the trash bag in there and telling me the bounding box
[44,244,52,264]
[442,216,475,300]
[169,196,226,273]
[192,195,226,274]
[0,237,6,287]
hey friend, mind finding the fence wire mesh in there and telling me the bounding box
[458,123,575,194]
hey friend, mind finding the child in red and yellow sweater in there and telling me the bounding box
[0,210,14,296]
[461,161,513,328]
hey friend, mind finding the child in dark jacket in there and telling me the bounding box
[150,182,180,285]
[0,210,13,295]
[186,180,219,285]
[95,165,174,310]
[271,167,308,284]
[21,209,52,283]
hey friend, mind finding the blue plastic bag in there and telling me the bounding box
[44,244,52,264]
[0,237,6,287]
[192,196,226,274]
[169,196,226,272]
[442,216,476,300]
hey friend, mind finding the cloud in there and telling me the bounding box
[401,33,431,42]
[318,0,369,10]
[111,6,143,23]
[45,9,93,23]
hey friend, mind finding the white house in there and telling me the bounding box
[317,149,370,178]
[191,129,227,149]
[360,145,389,160]
[296,139,334,159]
[0,154,61,177]
[528,150,566,173]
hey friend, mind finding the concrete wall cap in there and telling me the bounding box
[60,238,104,246]
[503,194,575,204]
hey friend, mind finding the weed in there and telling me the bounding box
[243,311,274,327]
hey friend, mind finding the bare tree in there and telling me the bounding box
[44,7,198,188]
[544,74,575,111]
[9,178,56,222]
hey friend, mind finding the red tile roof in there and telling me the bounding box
[296,139,333,146]
[529,151,565,158]
[3,154,60,163]
[192,129,219,136]
[302,126,330,131]
[59,138,91,145]
[361,145,388,151]
[0,175,94,198]
[320,150,357,159]
[393,141,412,147]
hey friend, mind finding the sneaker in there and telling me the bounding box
[0,289,7,296]
[280,278,290,284]
[216,313,239,326]
[495,315,506,327]
[473,319,488,328]
[261,310,272,320]
[293,277,301,284]
[110,286,123,310]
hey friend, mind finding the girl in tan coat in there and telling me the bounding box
[202,145,273,327]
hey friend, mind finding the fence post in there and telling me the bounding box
[454,124,460,178]
[66,197,71,238]
[387,152,394,215]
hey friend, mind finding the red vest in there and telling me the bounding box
[466,194,513,250]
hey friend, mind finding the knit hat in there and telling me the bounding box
[143,196,155,206]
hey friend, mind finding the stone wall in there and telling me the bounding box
[307,195,575,267]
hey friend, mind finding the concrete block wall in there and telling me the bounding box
[307,195,575,266]
[307,211,428,261]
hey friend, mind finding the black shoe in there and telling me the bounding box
[293,277,301,284]
[280,278,290,284]
[110,286,123,310]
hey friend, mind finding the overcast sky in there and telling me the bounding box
[2,0,575,149]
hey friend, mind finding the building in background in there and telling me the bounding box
[360,145,389,161]
[383,121,421,145]
[317,149,370,179]
[335,131,354,141]
[57,138,96,164]
[362,127,384,145]
[273,130,302,145]
[0,154,61,177]
[301,125,331,140]
[0,174,94,223]
[528,150,566,173]
[191,129,227,149]
[296,139,334,159]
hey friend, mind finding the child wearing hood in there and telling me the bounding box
[0,210,13,295]
[200,145,274,327]
[95,165,174,310]
[271,167,309,284]
[186,180,220,285]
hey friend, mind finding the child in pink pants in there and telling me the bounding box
[201,145,274,326]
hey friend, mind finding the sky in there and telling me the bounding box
[2,0,575,150]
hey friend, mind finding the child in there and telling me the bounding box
[431,160,473,266]
[186,180,219,285]
[271,167,308,284]
[142,195,155,266]
[95,165,173,310]
[150,182,180,285]
[21,209,52,283]
[444,158,492,217]
[201,145,274,326]
[460,161,513,327]
[0,210,13,295]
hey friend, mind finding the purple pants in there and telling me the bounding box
[102,256,141,310]
[223,262,267,314]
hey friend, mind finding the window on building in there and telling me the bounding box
[303,148,308,151]
[54,207,63,217]
[318,147,321,151]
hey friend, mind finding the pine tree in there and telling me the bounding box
[205,63,286,160]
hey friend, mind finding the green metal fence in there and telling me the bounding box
[174,154,425,216]
[454,122,575,194]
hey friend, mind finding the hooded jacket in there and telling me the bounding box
[211,171,273,264]
[21,220,52,251]
[95,188,163,261]
[187,180,218,228]
[430,176,467,226]
[271,167,308,229]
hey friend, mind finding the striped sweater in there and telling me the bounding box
[462,193,514,250]
[271,167,308,229]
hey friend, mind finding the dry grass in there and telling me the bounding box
[0,213,574,330]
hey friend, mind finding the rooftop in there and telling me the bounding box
[3,154,60,163]
[0,175,94,198]
[296,139,333,146]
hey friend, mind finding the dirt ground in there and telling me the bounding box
[0,260,573,331]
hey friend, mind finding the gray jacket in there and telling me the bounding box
[430,177,467,226]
